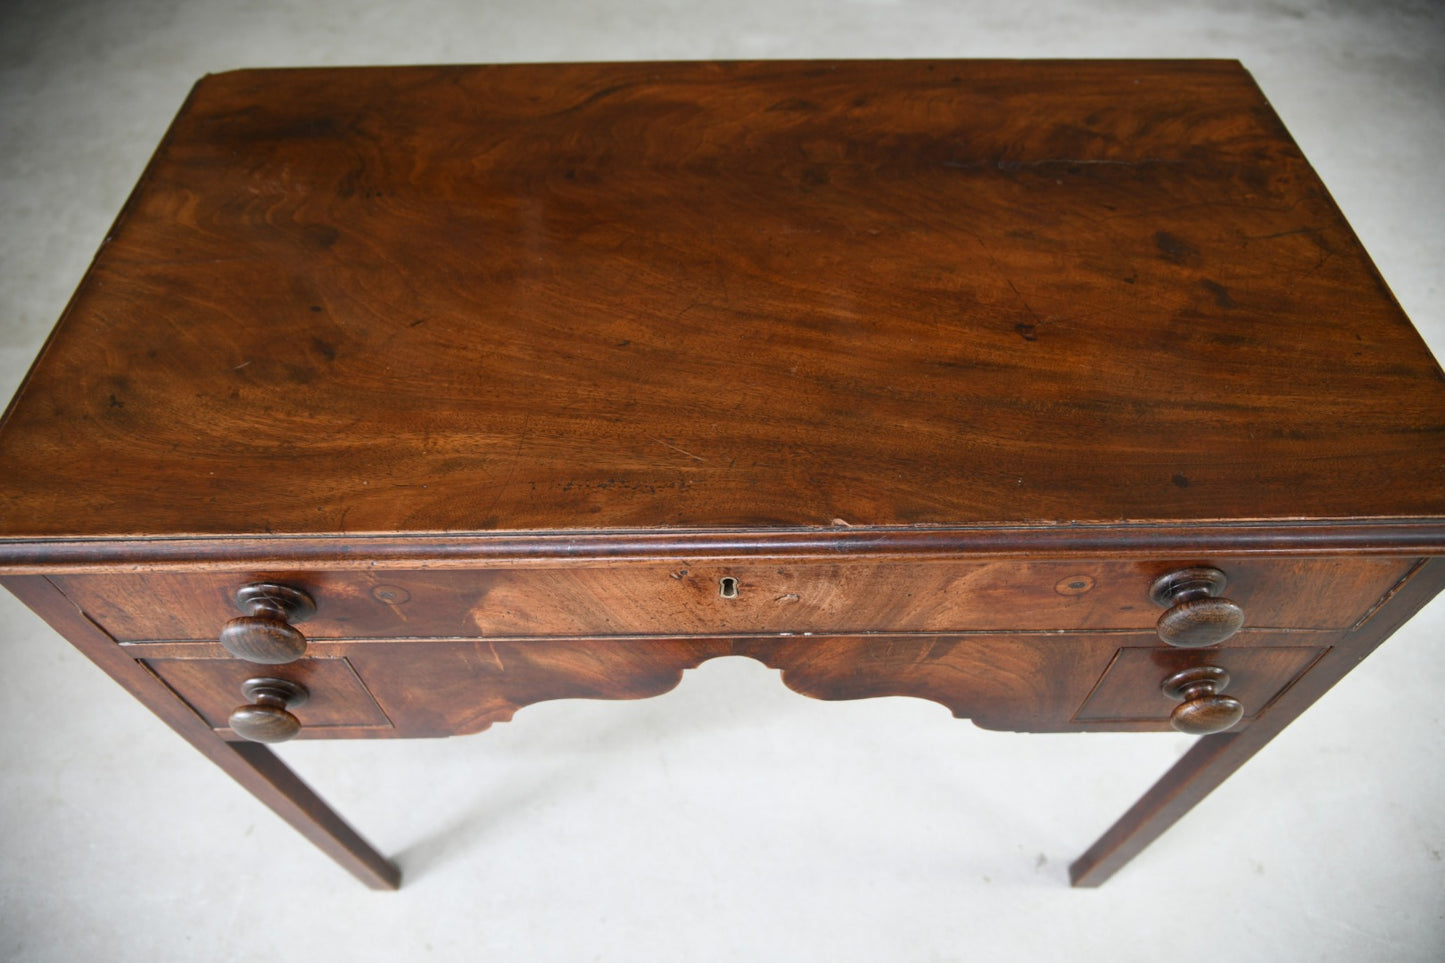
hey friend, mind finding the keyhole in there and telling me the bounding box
[719,577,739,599]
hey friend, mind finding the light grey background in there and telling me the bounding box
[1,1,1442,960]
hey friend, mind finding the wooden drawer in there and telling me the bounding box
[144,632,1331,740]
[56,556,1410,643]
[1074,645,1323,725]
[144,656,393,735]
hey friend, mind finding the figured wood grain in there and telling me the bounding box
[748,635,1151,732]
[179,632,1333,738]
[345,639,728,737]
[51,556,1412,641]
[3,61,1444,890]
[0,61,1442,550]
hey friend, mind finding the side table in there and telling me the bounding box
[1,60,1441,889]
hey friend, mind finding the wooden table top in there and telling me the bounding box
[1,60,1442,557]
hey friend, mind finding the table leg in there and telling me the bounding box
[220,741,400,890]
[1071,557,1445,887]
[1069,730,1250,886]
[3,575,400,890]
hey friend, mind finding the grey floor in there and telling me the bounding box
[2,1,1443,960]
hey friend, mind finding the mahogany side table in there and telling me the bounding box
[1,61,1442,890]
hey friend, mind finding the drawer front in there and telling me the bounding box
[1074,645,1323,724]
[144,656,393,734]
[55,556,1411,643]
[141,632,1327,739]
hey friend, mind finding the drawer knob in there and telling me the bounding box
[1150,567,1244,648]
[219,583,316,664]
[229,677,310,743]
[1161,665,1243,735]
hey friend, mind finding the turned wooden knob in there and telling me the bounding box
[229,677,310,743]
[1150,567,1244,648]
[1161,665,1244,735]
[219,583,316,664]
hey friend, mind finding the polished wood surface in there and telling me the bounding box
[1150,567,1246,647]
[149,655,388,732]
[228,677,310,743]
[1,61,1442,890]
[1070,557,1445,885]
[218,583,315,663]
[138,632,1329,738]
[1,60,1443,548]
[47,556,1413,640]
[1158,666,1245,734]
[1,575,400,889]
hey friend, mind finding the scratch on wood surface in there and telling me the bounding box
[485,414,532,516]
[1014,157,1185,169]
[1241,225,1324,242]
[1006,279,1044,328]
[651,436,704,461]
[486,641,505,671]
[110,255,263,267]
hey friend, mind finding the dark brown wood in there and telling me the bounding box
[122,630,1338,738]
[1160,666,1243,734]
[1,575,400,889]
[48,556,1412,641]
[219,618,307,664]
[1,61,1443,547]
[340,634,1198,737]
[738,635,1290,733]
[0,61,1441,889]
[229,678,310,743]
[1074,644,1321,724]
[1150,566,1245,647]
[1155,600,1246,648]
[217,582,315,663]
[147,655,391,733]
[1070,557,1445,886]
[4,521,1445,573]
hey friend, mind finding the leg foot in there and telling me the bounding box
[226,741,401,890]
[1069,733,1238,887]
